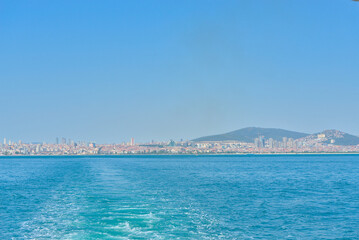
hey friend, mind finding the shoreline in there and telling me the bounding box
[1,152,359,158]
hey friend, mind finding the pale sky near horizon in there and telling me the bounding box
[0,0,359,143]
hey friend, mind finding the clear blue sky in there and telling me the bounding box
[1,0,358,143]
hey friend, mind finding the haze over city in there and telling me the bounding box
[1,0,359,143]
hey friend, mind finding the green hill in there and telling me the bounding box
[193,127,309,142]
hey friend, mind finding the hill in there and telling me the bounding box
[305,130,359,146]
[193,127,309,142]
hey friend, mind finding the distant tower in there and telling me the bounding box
[259,136,265,148]
[254,138,260,148]
[131,138,135,146]
[3,138,6,145]
[61,137,66,145]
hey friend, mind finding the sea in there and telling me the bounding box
[1,155,358,239]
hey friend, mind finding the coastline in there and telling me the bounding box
[1,152,359,158]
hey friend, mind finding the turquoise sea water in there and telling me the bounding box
[1,155,359,239]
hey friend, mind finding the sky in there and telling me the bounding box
[0,0,359,143]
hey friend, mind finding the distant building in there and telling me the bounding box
[168,140,175,147]
[254,136,265,148]
[318,134,326,139]
[259,136,265,148]
[131,138,135,146]
[268,138,274,148]
[287,138,294,148]
[283,137,288,148]
[254,138,259,148]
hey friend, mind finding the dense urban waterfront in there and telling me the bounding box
[2,129,359,156]
[1,155,359,239]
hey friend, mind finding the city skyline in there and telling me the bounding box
[2,128,359,156]
[1,1,359,143]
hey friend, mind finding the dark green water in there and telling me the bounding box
[1,155,359,239]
